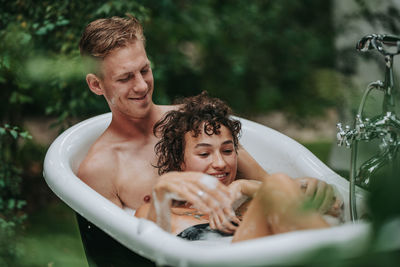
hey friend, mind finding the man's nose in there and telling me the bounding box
[132,74,148,93]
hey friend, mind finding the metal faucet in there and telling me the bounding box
[336,34,400,221]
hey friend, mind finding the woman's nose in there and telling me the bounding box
[212,153,226,170]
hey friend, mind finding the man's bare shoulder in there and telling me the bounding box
[79,143,112,172]
[77,136,121,204]
[78,135,117,180]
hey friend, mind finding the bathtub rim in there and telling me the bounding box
[43,112,387,266]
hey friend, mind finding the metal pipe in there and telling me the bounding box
[337,34,400,222]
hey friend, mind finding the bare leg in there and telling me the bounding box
[232,173,329,242]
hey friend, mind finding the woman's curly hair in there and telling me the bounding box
[154,91,241,175]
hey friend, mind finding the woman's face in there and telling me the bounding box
[181,124,237,186]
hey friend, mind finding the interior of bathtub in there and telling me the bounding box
[44,112,379,266]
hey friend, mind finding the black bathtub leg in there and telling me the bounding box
[75,213,156,267]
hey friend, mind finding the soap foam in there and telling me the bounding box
[152,191,184,232]
[200,174,218,189]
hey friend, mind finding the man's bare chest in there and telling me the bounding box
[115,150,160,208]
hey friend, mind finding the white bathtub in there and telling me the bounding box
[43,112,380,266]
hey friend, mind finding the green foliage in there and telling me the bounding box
[0,125,31,265]
[0,0,151,128]
[1,0,399,124]
[368,159,400,229]
[142,0,337,117]
[0,0,338,128]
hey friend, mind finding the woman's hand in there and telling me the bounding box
[153,171,240,233]
[295,177,343,216]
[228,179,262,208]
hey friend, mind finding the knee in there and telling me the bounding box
[260,173,300,197]
[264,173,295,188]
[268,172,292,182]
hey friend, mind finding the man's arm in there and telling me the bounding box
[77,151,123,208]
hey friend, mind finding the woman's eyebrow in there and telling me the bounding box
[194,140,233,148]
[194,143,212,148]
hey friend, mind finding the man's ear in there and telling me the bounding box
[86,73,104,96]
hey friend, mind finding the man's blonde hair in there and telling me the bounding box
[79,16,145,59]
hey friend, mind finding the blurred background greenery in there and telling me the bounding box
[1,0,399,266]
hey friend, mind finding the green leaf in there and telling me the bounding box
[9,130,18,139]
[8,199,15,209]
[56,19,69,26]
[19,131,32,139]
[20,32,32,45]
[36,27,47,35]
[17,200,26,209]
[9,92,18,104]
[1,55,11,69]
[9,92,33,104]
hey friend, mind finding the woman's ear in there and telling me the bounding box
[86,73,104,96]
[180,161,186,171]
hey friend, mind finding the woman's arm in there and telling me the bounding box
[136,171,239,233]
[237,146,343,217]
[236,146,269,181]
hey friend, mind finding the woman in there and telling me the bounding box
[136,92,342,242]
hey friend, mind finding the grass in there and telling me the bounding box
[12,140,334,267]
[302,141,350,179]
[17,201,88,267]
[302,141,332,165]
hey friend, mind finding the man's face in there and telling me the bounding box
[98,41,154,119]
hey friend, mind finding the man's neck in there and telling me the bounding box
[108,104,163,139]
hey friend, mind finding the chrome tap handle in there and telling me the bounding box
[357,34,400,56]
[336,123,346,146]
[337,123,353,147]
[355,115,364,134]
[356,34,378,52]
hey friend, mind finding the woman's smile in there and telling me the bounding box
[182,124,237,186]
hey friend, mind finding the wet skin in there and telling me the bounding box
[78,41,175,209]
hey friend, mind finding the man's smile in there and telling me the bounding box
[129,91,148,101]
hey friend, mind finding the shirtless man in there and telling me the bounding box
[77,16,175,209]
[77,16,339,223]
